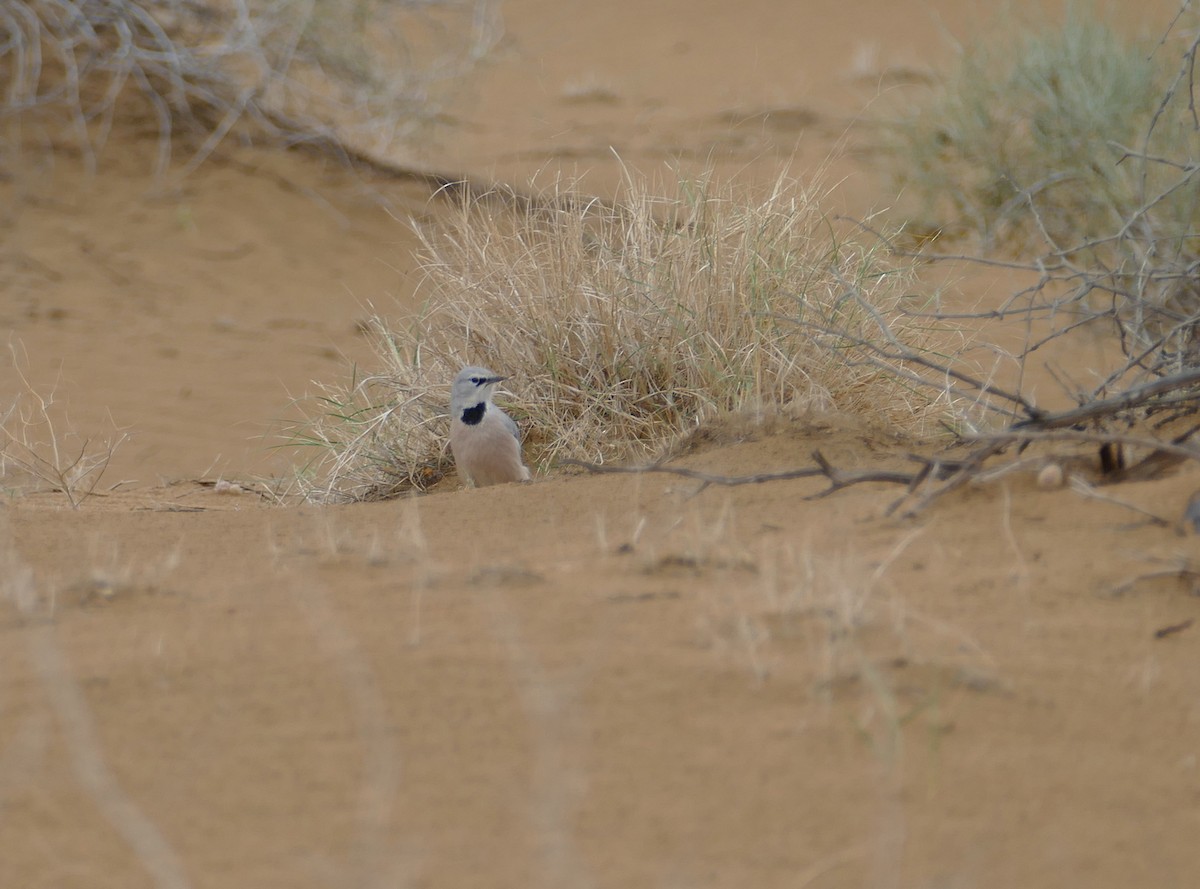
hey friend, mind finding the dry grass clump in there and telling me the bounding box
[0,0,499,174]
[286,171,950,502]
[0,348,127,508]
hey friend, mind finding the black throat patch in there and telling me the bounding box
[460,403,486,426]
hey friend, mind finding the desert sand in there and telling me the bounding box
[2,1,1199,887]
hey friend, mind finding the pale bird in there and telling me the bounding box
[449,365,531,487]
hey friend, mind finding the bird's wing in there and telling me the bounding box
[499,409,522,442]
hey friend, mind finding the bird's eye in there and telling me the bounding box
[471,376,484,384]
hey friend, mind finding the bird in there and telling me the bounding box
[449,365,531,487]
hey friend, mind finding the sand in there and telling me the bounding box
[2,1,1199,887]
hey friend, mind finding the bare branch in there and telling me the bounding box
[559,452,928,500]
[1011,367,1200,430]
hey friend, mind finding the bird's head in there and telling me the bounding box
[451,365,507,412]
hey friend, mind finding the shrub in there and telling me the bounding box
[891,7,1184,246]
[890,3,1200,377]
[284,171,950,501]
[0,0,499,173]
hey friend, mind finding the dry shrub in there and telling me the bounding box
[0,347,127,508]
[0,0,499,174]
[285,171,949,502]
[889,3,1200,395]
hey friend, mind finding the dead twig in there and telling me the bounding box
[1111,567,1200,597]
[558,458,825,487]
[559,451,930,500]
[968,428,1200,479]
[1154,618,1195,639]
[1011,367,1200,430]
[885,441,1009,518]
[1067,477,1174,527]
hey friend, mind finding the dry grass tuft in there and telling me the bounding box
[1,346,128,508]
[285,169,951,502]
[0,0,500,174]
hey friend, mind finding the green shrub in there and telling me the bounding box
[891,6,1193,250]
[890,3,1200,370]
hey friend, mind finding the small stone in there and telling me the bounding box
[1036,463,1064,489]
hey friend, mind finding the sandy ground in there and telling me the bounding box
[3,1,1199,887]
